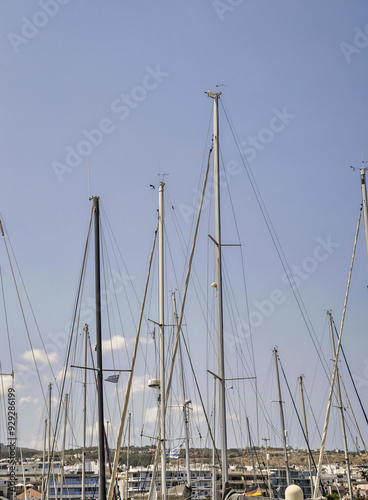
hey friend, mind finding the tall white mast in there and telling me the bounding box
[209,90,229,492]
[298,376,313,495]
[42,418,47,500]
[246,417,256,485]
[126,412,131,500]
[212,377,217,500]
[47,382,52,500]
[273,348,290,486]
[82,324,89,500]
[60,393,68,500]
[262,438,273,498]
[158,181,167,500]
[313,205,361,498]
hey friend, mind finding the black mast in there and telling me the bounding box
[93,196,106,500]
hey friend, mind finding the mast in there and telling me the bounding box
[212,377,217,500]
[47,382,52,500]
[273,348,290,486]
[60,393,69,500]
[171,292,191,490]
[313,205,361,497]
[262,438,273,498]
[246,417,256,485]
[48,383,52,466]
[126,412,131,500]
[93,196,106,500]
[158,182,167,500]
[327,311,353,500]
[209,90,229,493]
[82,324,89,500]
[298,376,313,495]
[42,418,47,500]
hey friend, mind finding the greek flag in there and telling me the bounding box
[105,374,119,383]
[167,443,183,460]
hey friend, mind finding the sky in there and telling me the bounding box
[1,0,368,464]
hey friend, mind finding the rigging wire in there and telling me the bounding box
[332,316,368,430]
[0,218,71,402]
[100,204,159,429]
[0,220,48,414]
[100,225,124,428]
[277,357,327,496]
[107,220,159,500]
[218,145,257,378]
[314,204,362,496]
[220,98,332,384]
[338,371,368,455]
[46,206,93,487]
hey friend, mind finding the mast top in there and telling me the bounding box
[206,90,221,99]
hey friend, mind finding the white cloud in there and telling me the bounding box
[19,396,39,405]
[138,337,152,345]
[130,374,153,394]
[190,402,206,424]
[16,363,32,372]
[55,365,72,382]
[144,406,158,424]
[21,348,58,366]
[102,335,127,353]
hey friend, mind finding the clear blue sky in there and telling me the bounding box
[1,1,368,457]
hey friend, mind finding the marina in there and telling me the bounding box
[1,3,368,500]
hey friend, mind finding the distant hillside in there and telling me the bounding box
[1,443,367,469]
[0,443,39,459]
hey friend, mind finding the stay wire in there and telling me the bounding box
[0,222,48,408]
[303,382,343,496]
[338,369,368,455]
[99,225,125,424]
[100,206,139,340]
[63,210,95,450]
[218,145,257,378]
[101,204,158,440]
[332,317,368,430]
[161,141,222,466]
[100,230,129,373]
[278,357,326,496]
[0,217,69,395]
[46,205,93,487]
[220,98,331,382]
[100,204,159,387]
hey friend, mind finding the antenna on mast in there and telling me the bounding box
[158,172,169,183]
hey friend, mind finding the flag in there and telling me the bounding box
[245,486,261,497]
[105,374,119,383]
[167,443,183,460]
